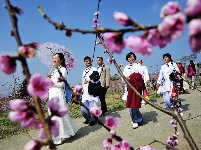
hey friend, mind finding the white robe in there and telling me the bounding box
[122,63,143,101]
[141,65,149,85]
[81,66,99,103]
[157,62,179,94]
[49,66,77,140]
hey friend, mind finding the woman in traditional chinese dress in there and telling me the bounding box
[47,53,77,145]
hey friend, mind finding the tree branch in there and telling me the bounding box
[5,0,56,149]
[37,6,158,35]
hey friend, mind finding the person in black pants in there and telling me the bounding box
[97,56,110,116]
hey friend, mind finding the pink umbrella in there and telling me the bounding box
[36,42,76,71]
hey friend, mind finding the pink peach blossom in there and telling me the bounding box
[9,99,36,129]
[111,145,121,150]
[0,55,16,74]
[120,140,130,150]
[107,59,113,65]
[170,119,175,124]
[24,140,44,150]
[18,46,35,58]
[119,64,124,67]
[9,110,35,129]
[125,36,152,56]
[93,18,98,24]
[188,19,201,52]
[37,120,59,139]
[185,0,201,17]
[89,105,102,117]
[103,138,112,149]
[160,1,181,19]
[73,85,83,93]
[167,136,179,148]
[27,74,53,99]
[104,32,125,54]
[113,11,133,26]
[47,97,69,117]
[158,12,186,40]
[94,11,100,16]
[189,19,200,34]
[148,29,171,48]
[105,116,119,129]
[109,130,116,136]
[9,99,28,111]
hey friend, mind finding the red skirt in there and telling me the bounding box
[126,73,145,108]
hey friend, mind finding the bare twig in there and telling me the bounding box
[37,6,158,35]
[5,0,56,149]
[153,139,178,150]
[186,114,201,121]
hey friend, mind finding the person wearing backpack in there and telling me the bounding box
[156,53,180,110]
[81,56,99,126]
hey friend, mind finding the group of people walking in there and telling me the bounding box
[47,53,110,144]
[46,51,200,145]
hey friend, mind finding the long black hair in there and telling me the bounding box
[55,53,66,68]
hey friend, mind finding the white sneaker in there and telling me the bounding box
[132,123,138,129]
[141,100,146,105]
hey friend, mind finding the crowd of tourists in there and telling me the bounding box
[47,52,201,144]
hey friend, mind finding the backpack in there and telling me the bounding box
[88,71,101,97]
[169,70,183,91]
[65,84,71,103]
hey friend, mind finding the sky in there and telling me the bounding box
[0,0,201,96]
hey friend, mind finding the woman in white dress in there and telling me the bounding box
[47,53,78,145]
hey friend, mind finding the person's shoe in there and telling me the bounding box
[88,121,97,126]
[83,120,90,124]
[132,123,138,129]
[141,100,146,105]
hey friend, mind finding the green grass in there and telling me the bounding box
[0,92,125,140]
[0,112,26,140]
[0,91,161,140]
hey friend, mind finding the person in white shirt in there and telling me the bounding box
[122,54,143,101]
[137,60,149,105]
[156,53,180,110]
[81,56,99,126]
[122,52,144,129]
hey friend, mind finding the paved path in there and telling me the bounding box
[0,88,201,150]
